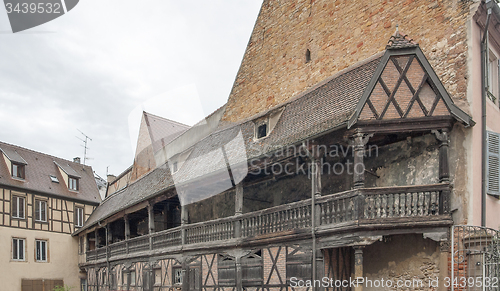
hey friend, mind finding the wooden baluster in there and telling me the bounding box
[400,193,406,217]
[387,194,393,218]
[406,193,412,216]
[412,192,418,216]
[381,194,387,218]
[430,191,437,215]
[424,192,430,215]
[418,192,424,216]
[374,195,380,218]
[393,193,399,217]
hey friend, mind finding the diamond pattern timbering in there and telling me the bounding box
[359,54,450,121]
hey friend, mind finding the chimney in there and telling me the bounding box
[73,157,81,164]
[107,174,117,183]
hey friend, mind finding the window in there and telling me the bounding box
[12,238,25,261]
[12,195,25,219]
[154,269,162,285]
[49,175,59,183]
[11,163,25,179]
[173,267,182,285]
[34,199,47,222]
[306,49,311,63]
[256,124,268,139]
[130,271,136,286]
[487,50,500,105]
[68,176,79,191]
[173,162,178,173]
[75,207,84,227]
[80,279,88,291]
[487,131,500,196]
[35,240,48,262]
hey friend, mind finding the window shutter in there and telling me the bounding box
[487,131,500,196]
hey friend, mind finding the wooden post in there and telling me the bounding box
[236,256,243,291]
[181,205,188,245]
[148,202,155,250]
[432,129,450,183]
[235,183,243,238]
[124,215,130,254]
[95,228,100,248]
[106,224,113,245]
[148,202,155,234]
[354,246,364,291]
[351,133,373,189]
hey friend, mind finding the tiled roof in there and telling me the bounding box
[0,141,101,204]
[144,112,191,153]
[76,52,382,233]
[386,30,418,49]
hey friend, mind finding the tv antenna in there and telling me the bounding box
[76,129,93,165]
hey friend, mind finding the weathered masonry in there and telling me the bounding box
[76,33,474,291]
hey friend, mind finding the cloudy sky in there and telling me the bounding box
[0,1,263,179]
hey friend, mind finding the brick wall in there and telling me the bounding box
[222,0,473,123]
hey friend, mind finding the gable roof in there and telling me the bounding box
[0,141,101,204]
[143,112,191,153]
[348,31,473,128]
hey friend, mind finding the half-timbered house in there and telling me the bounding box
[0,141,101,291]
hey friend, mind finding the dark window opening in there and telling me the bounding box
[306,49,311,63]
[257,124,267,139]
[12,163,25,179]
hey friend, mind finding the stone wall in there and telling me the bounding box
[364,234,442,291]
[221,0,473,124]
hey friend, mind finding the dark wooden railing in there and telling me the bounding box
[85,184,450,263]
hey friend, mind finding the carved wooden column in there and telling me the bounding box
[181,205,188,245]
[351,133,373,189]
[95,228,100,248]
[353,246,364,291]
[432,129,450,182]
[106,224,112,245]
[148,202,155,250]
[124,214,130,254]
[235,183,243,238]
[148,202,155,234]
[124,215,130,239]
[236,256,243,291]
[432,129,451,214]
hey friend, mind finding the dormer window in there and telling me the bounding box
[69,176,79,191]
[257,124,267,139]
[12,163,25,179]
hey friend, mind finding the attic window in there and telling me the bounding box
[69,176,79,191]
[12,163,25,179]
[305,49,311,63]
[257,124,268,139]
[49,175,59,183]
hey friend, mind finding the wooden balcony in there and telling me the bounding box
[81,183,451,266]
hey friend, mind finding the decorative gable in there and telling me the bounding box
[349,31,472,128]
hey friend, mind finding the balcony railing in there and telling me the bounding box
[84,183,451,263]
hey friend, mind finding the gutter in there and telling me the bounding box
[481,0,498,227]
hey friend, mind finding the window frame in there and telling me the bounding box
[173,266,183,285]
[11,195,25,219]
[34,199,47,222]
[11,162,25,179]
[12,237,25,261]
[68,176,79,191]
[75,206,84,227]
[35,239,48,262]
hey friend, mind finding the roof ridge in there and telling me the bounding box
[386,27,418,49]
[0,140,92,170]
[143,111,191,128]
